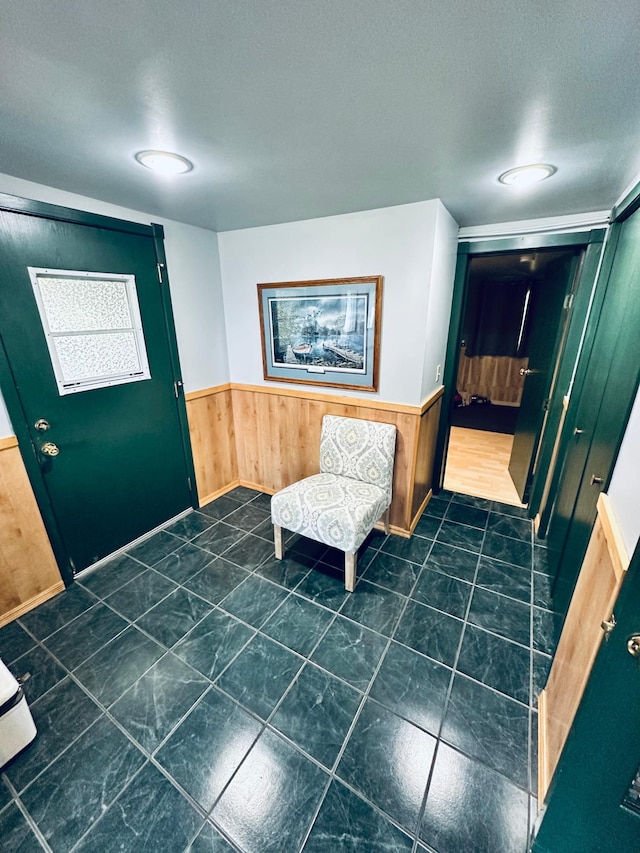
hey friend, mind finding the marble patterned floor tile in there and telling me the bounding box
[302,779,413,852]
[380,534,432,566]
[311,616,387,690]
[423,496,450,518]
[452,494,493,510]
[475,556,532,604]
[490,501,529,519]
[482,531,532,570]
[288,535,329,563]
[20,716,145,852]
[184,558,251,605]
[456,624,531,705]
[219,575,290,629]
[533,571,555,611]
[153,542,216,585]
[172,608,254,681]
[5,677,101,793]
[255,554,313,589]
[361,552,421,596]
[394,600,464,667]
[532,606,562,656]
[252,516,275,542]
[486,512,532,542]
[78,553,146,599]
[213,728,328,853]
[413,513,442,540]
[223,502,271,532]
[198,494,244,520]
[105,569,177,621]
[337,699,436,834]
[19,584,98,641]
[423,542,479,582]
[135,587,212,648]
[532,652,552,705]
[533,545,553,576]
[126,530,182,567]
[444,502,489,530]
[110,653,209,752]
[8,645,66,703]
[193,522,247,556]
[0,777,12,812]
[420,743,529,853]
[156,687,261,811]
[222,533,274,571]
[441,674,529,789]
[410,567,473,619]
[436,521,485,554]
[226,485,261,503]
[164,510,217,542]
[271,663,362,769]
[43,603,128,671]
[467,588,531,647]
[73,626,164,707]
[339,580,406,637]
[249,491,273,510]
[369,641,451,736]
[262,594,335,656]
[188,821,236,852]
[73,762,203,853]
[294,569,350,611]
[0,619,37,665]
[0,802,44,852]
[216,633,303,720]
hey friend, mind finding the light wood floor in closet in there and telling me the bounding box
[444,426,524,507]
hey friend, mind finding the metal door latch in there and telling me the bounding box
[601,614,616,640]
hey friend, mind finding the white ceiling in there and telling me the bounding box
[1,0,639,232]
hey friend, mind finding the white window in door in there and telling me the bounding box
[28,267,151,395]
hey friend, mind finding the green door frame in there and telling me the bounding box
[433,230,605,520]
[0,193,198,586]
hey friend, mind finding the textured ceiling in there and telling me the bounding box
[1,0,639,231]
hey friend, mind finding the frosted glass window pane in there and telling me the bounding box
[53,333,141,383]
[37,277,132,332]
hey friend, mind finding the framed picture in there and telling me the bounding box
[258,276,382,391]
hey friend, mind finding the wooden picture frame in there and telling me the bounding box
[257,276,382,391]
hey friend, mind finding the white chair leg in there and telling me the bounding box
[383,507,391,535]
[345,551,356,592]
[274,524,284,560]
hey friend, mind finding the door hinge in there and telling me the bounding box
[157,262,165,284]
[173,379,183,398]
[563,293,574,311]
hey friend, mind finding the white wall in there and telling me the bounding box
[218,200,457,407]
[0,172,226,438]
[421,203,459,399]
[608,386,640,556]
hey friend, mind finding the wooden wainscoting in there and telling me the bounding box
[0,437,64,627]
[185,384,239,505]
[538,493,629,802]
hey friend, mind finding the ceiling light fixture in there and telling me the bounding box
[498,164,556,186]
[135,150,193,175]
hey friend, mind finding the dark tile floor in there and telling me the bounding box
[0,487,561,853]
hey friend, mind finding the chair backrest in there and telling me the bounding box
[319,415,397,499]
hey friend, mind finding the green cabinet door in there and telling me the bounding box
[0,202,194,576]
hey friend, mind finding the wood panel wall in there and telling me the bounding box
[538,493,629,802]
[0,437,64,627]
[186,383,444,536]
[457,344,528,405]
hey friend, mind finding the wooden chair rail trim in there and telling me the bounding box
[0,435,19,451]
[184,383,232,401]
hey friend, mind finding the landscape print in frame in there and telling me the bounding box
[258,276,382,391]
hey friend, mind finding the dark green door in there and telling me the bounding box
[508,253,579,502]
[0,203,194,575]
[547,209,640,614]
[532,539,640,852]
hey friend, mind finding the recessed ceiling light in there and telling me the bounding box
[135,150,193,175]
[498,164,557,186]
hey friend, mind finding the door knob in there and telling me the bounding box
[34,418,50,431]
[519,368,532,376]
[41,442,60,457]
[627,635,640,658]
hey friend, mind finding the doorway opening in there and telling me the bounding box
[443,246,582,507]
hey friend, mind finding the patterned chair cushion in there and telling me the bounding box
[320,415,396,501]
[271,472,389,553]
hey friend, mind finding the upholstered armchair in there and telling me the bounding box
[271,415,397,591]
